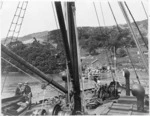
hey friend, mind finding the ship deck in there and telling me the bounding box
[83,81,149,115]
[86,95,149,115]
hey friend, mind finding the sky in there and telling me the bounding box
[0,0,148,39]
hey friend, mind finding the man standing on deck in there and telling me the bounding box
[23,82,32,103]
[15,83,23,96]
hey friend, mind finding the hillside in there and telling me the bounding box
[1,20,148,74]
[1,19,148,46]
[19,31,49,42]
[1,31,49,44]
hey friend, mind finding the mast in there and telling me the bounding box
[55,2,82,114]
[67,2,82,114]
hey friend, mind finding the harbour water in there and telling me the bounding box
[1,70,149,103]
[1,72,65,103]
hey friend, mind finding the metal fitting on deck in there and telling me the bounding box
[123,69,130,96]
[61,71,67,82]
[132,84,145,111]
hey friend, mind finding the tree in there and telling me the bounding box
[116,48,127,57]
[1,39,66,74]
[107,27,131,53]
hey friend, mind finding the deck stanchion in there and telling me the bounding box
[123,69,130,96]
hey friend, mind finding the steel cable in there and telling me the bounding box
[108,2,140,84]
[124,2,148,49]
[141,1,148,19]
[99,2,114,81]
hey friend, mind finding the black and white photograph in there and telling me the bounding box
[0,0,149,115]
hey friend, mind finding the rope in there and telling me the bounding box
[10,2,24,43]
[4,2,20,45]
[108,2,121,33]
[118,2,148,74]
[99,2,106,26]
[93,2,102,33]
[16,1,28,41]
[124,47,141,84]
[141,1,148,19]
[108,2,141,84]
[99,2,115,81]
[51,2,59,29]
[41,89,46,110]
[100,3,113,64]
[124,2,148,49]
[1,73,8,94]
[51,1,64,56]
[99,2,111,66]
[51,1,63,49]
[0,1,3,9]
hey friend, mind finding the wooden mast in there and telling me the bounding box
[67,2,82,114]
[55,2,82,114]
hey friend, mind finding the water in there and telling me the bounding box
[1,72,65,103]
[1,70,149,102]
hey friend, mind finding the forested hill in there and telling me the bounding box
[25,19,148,44]
[1,19,148,46]
[1,19,148,74]
[46,19,148,54]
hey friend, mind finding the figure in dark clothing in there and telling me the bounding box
[23,82,32,97]
[15,83,23,96]
[23,82,32,104]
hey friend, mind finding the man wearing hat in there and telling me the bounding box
[23,82,32,99]
[15,83,23,96]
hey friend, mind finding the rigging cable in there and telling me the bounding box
[125,46,141,84]
[99,2,114,81]
[124,2,148,49]
[51,2,59,30]
[108,2,140,84]
[4,2,28,45]
[0,1,3,9]
[93,2,102,33]
[99,2,106,26]
[51,1,60,45]
[41,89,46,111]
[10,2,24,43]
[118,2,148,74]
[51,1,65,55]
[4,2,20,45]
[52,1,67,77]
[141,1,148,19]
[108,2,121,33]
[51,2,68,96]
[99,2,110,64]
[16,2,28,41]
[1,73,8,94]
[99,2,114,67]
[52,1,71,100]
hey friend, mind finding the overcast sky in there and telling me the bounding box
[0,0,148,39]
